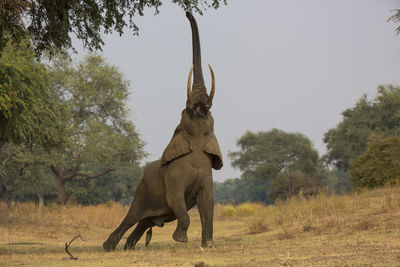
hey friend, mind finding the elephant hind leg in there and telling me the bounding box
[103,213,141,251]
[124,219,154,250]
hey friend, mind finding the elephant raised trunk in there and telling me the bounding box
[186,12,215,112]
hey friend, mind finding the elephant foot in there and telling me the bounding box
[173,229,188,243]
[124,243,136,251]
[201,239,215,248]
[124,239,137,251]
[103,239,117,251]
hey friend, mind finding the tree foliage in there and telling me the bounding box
[267,171,320,202]
[0,1,29,55]
[324,85,400,172]
[213,176,272,204]
[45,53,145,204]
[226,129,321,203]
[388,9,400,35]
[0,0,227,57]
[1,53,146,204]
[0,38,63,146]
[67,164,143,205]
[230,129,320,180]
[350,135,400,188]
[320,167,352,195]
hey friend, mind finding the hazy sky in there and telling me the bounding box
[73,0,400,182]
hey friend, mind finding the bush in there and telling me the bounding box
[267,171,320,202]
[350,135,400,188]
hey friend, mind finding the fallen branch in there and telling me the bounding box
[64,234,86,260]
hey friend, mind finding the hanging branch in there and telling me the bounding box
[64,234,86,260]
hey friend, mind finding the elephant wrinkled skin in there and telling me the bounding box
[103,12,223,251]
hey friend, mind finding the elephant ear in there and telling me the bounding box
[161,129,192,166]
[204,133,223,170]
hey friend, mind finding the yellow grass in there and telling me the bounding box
[1,186,400,266]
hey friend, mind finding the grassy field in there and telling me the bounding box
[1,186,400,266]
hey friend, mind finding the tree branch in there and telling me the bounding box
[65,168,115,181]
[1,155,12,166]
[64,163,81,181]
[64,234,87,260]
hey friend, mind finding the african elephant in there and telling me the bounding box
[103,12,223,251]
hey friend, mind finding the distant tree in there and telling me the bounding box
[213,177,271,204]
[43,54,145,204]
[323,85,400,172]
[230,129,320,180]
[267,171,320,202]
[0,142,56,205]
[350,135,400,188]
[229,129,320,203]
[67,164,143,205]
[213,179,241,204]
[0,0,227,57]
[320,167,352,195]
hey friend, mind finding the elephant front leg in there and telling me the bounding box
[168,197,190,243]
[197,188,214,248]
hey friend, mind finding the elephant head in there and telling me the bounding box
[161,12,223,170]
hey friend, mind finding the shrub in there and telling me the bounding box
[350,135,400,188]
[267,171,320,202]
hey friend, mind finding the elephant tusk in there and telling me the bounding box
[208,64,215,106]
[187,65,193,106]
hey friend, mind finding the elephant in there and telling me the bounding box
[103,12,223,251]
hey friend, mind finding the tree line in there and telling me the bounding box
[0,40,145,205]
[214,85,400,204]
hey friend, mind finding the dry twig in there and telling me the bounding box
[64,234,86,260]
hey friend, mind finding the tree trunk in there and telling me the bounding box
[51,165,68,205]
[57,177,67,205]
[0,184,6,198]
[37,192,44,207]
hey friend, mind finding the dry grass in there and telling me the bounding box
[1,186,400,266]
[239,185,400,237]
[215,202,263,217]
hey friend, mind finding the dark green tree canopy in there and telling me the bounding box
[0,38,63,147]
[229,129,320,180]
[323,85,400,172]
[0,0,227,57]
[225,129,320,204]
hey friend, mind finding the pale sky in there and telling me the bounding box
[73,0,400,182]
